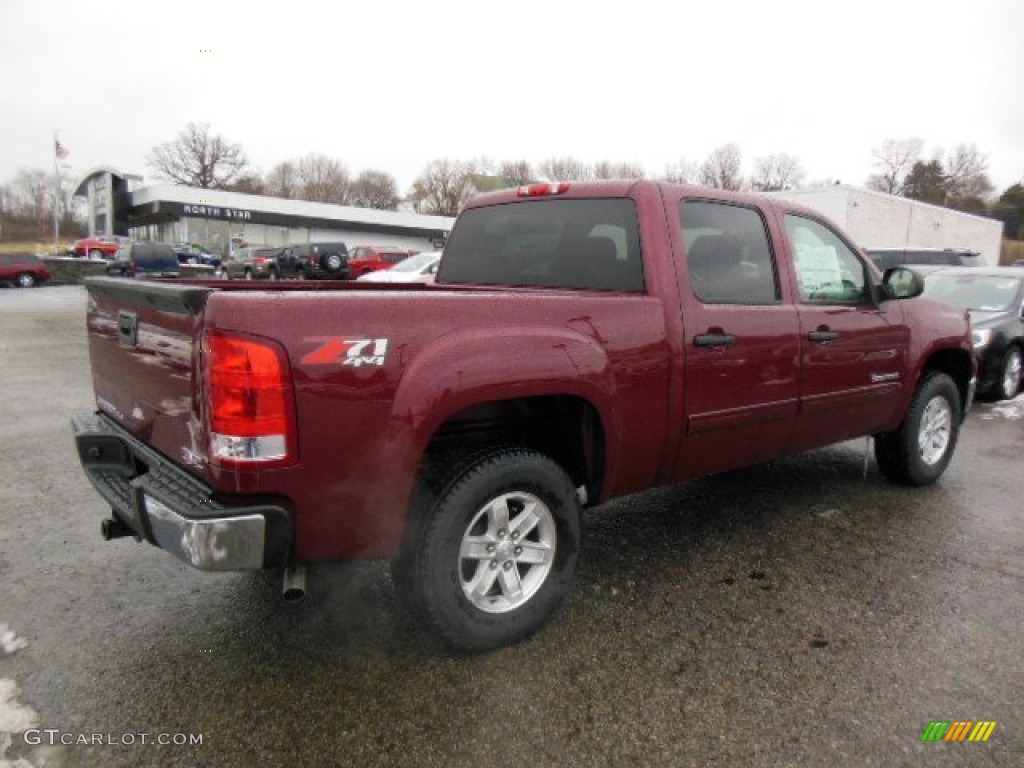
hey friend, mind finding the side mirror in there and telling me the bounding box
[882,266,925,300]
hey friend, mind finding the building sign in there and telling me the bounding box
[182,204,252,221]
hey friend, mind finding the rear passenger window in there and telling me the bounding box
[440,199,644,292]
[679,201,779,304]
[785,215,868,304]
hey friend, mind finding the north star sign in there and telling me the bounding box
[182,204,252,220]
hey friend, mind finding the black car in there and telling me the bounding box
[922,267,1024,400]
[107,243,180,278]
[276,242,350,280]
[865,247,982,271]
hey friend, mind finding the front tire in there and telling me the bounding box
[394,448,581,652]
[994,346,1021,401]
[89,248,103,260]
[874,371,961,486]
[16,272,36,288]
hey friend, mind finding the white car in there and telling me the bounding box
[356,251,441,283]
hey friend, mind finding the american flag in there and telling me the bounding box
[55,139,69,160]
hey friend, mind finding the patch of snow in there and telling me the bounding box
[0,628,26,658]
[990,393,1024,420]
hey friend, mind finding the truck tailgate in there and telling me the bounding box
[84,277,210,473]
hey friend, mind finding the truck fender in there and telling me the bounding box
[389,324,620,471]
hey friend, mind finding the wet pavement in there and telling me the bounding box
[1,285,1021,767]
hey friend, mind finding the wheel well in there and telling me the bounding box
[922,348,974,411]
[421,396,605,505]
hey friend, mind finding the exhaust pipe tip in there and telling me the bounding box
[282,565,307,603]
[101,517,134,541]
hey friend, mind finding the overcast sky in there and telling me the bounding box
[1,0,1021,196]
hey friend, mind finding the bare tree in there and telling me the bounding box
[699,144,743,190]
[350,170,400,210]
[538,157,594,181]
[264,161,300,198]
[146,122,249,189]
[593,161,645,180]
[295,153,351,204]
[661,158,698,184]
[498,160,536,186]
[751,153,805,191]
[866,138,923,195]
[943,143,993,201]
[12,168,55,233]
[409,159,477,216]
[226,174,265,195]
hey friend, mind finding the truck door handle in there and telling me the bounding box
[694,332,736,348]
[808,330,839,343]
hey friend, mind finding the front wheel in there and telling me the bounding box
[89,249,103,260]
[874,371,961,486]
[994,346,1021,401]
[394,448,581,652]
[16,272,36,288]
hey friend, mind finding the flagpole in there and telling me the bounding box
[53,132,60,255]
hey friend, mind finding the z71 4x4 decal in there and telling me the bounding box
[301,337,389,367]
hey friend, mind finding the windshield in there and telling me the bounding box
[393,251,439,272]
[923,274,1022,312]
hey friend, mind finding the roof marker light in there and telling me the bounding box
[516,182,570,197]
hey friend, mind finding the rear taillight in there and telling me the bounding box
[201,330,296,466]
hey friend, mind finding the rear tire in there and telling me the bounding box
[874,371,961,486]
[16,272,36,288]
[394,448,581,652]
[994,346,1021,401]
[89,248,103,260]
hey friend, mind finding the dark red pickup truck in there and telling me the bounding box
[72,181,974,651]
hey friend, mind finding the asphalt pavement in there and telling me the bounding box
[1,285,1021,767]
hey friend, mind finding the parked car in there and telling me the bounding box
[0,252,51,287]
[864,247,982,271]
[107,242,181,278]
[356,251,441,283]
[173,243,221,268]
[71,236,132,259]
[276,242,350,280]
[224,246,285,280]
[347,245,415,279]
[922,266,1024,400]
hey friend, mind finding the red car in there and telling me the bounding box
[0,252,51,287]
[346,245,414,278]
[71,236,132,259]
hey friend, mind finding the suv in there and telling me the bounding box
[347,245,414,279]
[224,246,286,280]
[864,247,982,271]
[107,243,181,278]
[0,253,51,288]
[276,242,350,280]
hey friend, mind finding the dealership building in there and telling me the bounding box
[72,167,454,256]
